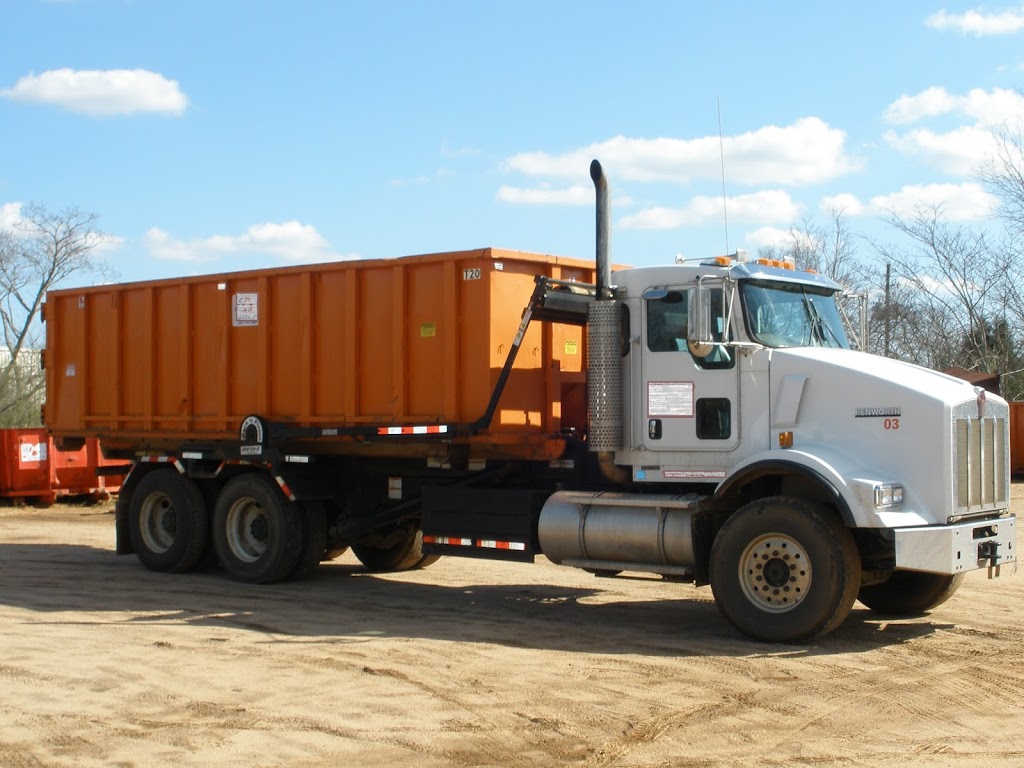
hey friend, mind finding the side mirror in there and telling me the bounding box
[687,286,714,358]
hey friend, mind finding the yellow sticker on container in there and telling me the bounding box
[564,339,578,355]
[420,322,436,338]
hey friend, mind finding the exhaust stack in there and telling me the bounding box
[586,160,627,482]
[590,159,612,299]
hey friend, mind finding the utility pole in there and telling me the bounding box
[884,263,891,358]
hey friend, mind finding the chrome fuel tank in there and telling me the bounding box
[538,491,701,569]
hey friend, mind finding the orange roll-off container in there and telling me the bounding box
[0,428,124,503]
[44,248,596,460]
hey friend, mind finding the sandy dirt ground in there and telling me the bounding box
[1,490,1023,768]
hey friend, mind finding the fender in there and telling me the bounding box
[715,446,865,527]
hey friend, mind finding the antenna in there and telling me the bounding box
[718,97,730,255]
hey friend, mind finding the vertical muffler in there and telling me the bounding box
[587,160,626,481]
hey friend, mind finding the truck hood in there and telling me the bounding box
[770,347,992,408]
[763,347,1006,527]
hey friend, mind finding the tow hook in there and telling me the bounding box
[978,540,1001,578]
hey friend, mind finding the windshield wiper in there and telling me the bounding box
[804,294,844,347]
[801,292,825,345]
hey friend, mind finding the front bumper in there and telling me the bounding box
[894,515,1016,575]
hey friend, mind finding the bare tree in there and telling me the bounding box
[789,207,866,290]
[979,122,1024,237]
[872,205,1023,390]
[0,204,112,426]
[757,206,868,289]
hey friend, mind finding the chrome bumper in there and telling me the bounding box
[894,515,1016,575]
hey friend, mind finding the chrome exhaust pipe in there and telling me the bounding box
[590,159,612,300]
[587,160,625,479]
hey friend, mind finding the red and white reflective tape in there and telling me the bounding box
[477,540,526,551]
[274,476,297,501]
[377,425,449,436]
[423,535,473,547]
[137,456,185,474]
[423,535,526,552]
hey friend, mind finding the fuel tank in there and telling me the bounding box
[538,490,700,569]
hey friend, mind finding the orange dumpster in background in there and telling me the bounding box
[44,248,597,458]
[0,428,124,506]
[1011,402,1024,475]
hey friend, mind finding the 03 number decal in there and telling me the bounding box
[884,418,900,430]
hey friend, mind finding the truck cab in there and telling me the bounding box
[540,230,1015,642]
[612,254,1010,530]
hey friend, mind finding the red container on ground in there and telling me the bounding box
[1011,402,1024,475]
[0,428,124,506]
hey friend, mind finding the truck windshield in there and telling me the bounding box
[740,280,850,349]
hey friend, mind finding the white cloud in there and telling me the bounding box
[745,226,794,250]
[145,221,354,264]
[882,87,1024,176]
[0,200,123,253]
[503,117,858,187]
[496,184,593,205]
[926,6,1024,35]
[884,86,959,125]
[820,193,866,216]
[837,182,997,221]
[815,184,996,222]
[1,68,187,116]
[884,86,1024,127]
[620,190,800,230]
[0,202,23,230]
[884,125,1000,176]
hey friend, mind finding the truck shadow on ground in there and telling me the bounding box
[0,542,941,657]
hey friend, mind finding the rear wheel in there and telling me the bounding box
[213,474,303,584]
[288,500,328,581]
[128,469,209,573]
[857,571,964,615]
[352,524,439,572]
[710,496,861,643]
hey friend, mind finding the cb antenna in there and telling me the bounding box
[718,97,730,255]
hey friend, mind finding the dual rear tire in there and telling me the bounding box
[128,470,210,573]
[127,469,437,582]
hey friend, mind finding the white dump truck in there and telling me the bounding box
[45,160,1016,642]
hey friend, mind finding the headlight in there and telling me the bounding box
[874,483,904,509]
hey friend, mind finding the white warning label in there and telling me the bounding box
[21,442,47,463]
[648,381,694,417]
[233,293,259,327]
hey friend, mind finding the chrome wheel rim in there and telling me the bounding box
[738,533,811,613]
[225,497,267,563]
[139,492,176,553]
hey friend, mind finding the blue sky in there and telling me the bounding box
[2,0,1024,288]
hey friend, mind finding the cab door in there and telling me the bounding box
[640,287,739,454]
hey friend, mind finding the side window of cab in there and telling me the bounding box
[646,289,734,370]
[646,290,687,352]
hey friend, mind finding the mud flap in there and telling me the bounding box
[421,486,544,562]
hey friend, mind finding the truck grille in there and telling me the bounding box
[955,415,1008,513]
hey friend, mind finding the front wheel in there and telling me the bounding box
[710,497,861,643]
[857,571,964,615]
[213,474,303,584]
